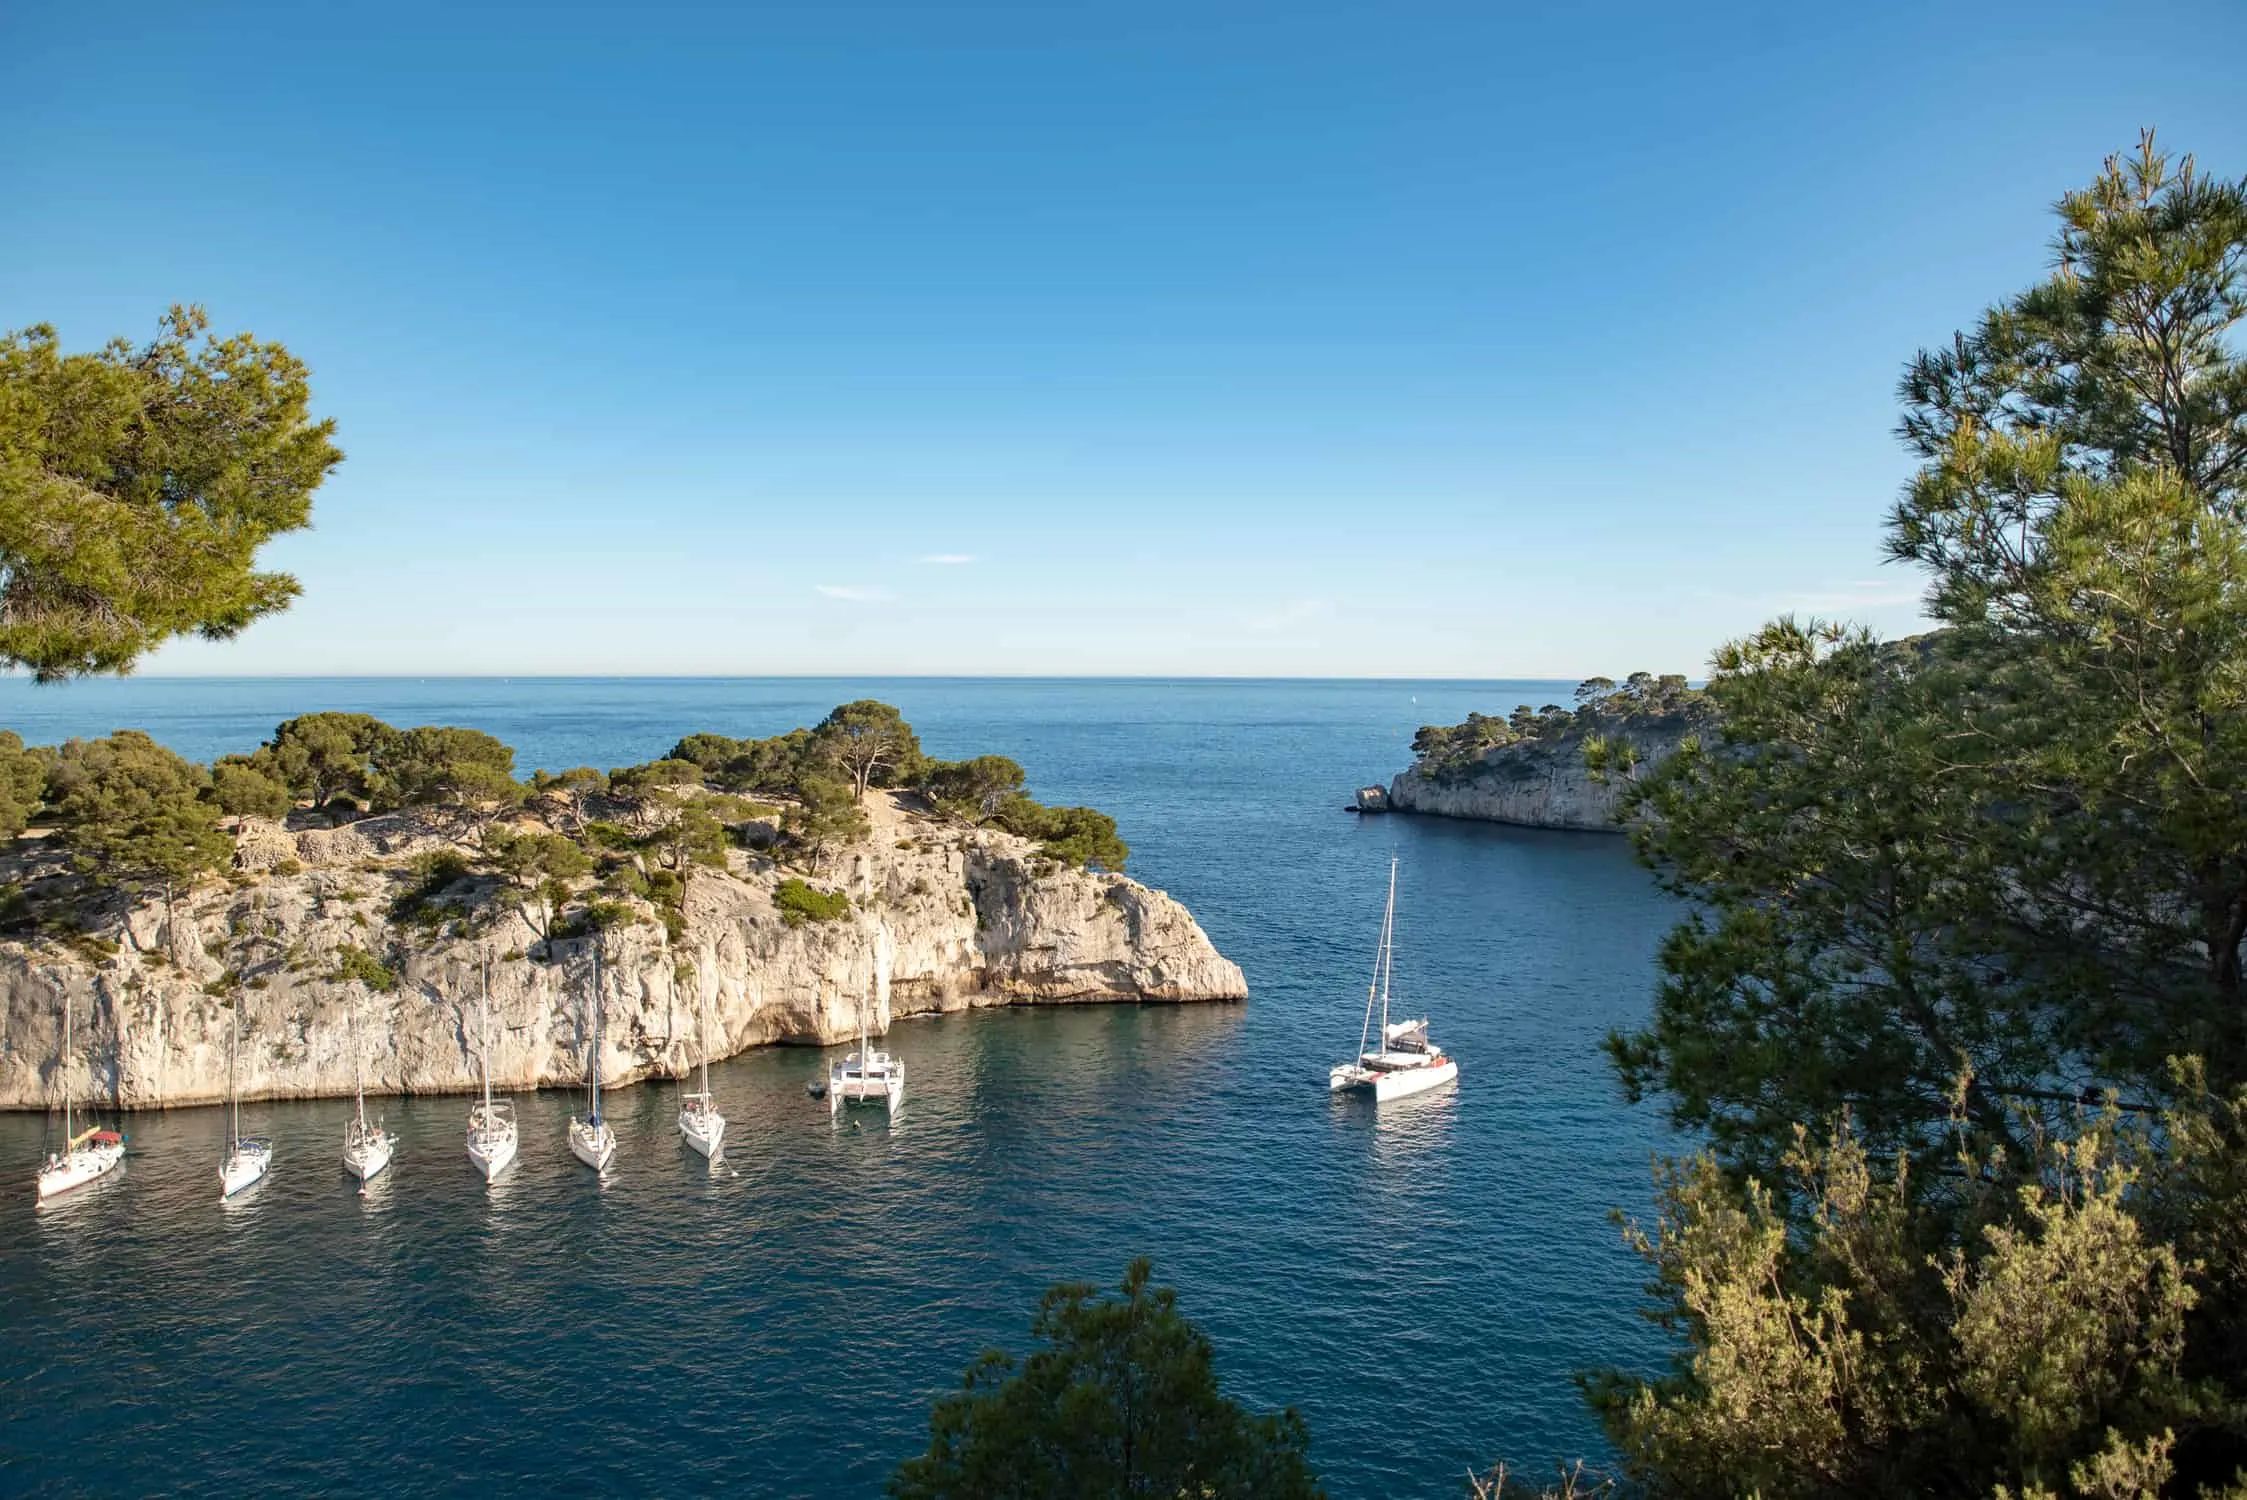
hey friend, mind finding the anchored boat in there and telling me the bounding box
[220,992,274,1198]
[465,959,518,1182]
[677,975,726,1160]
[35,988,124,1202]
[341,994,398,1183]
[1329,857,1459,1103]
[568,942,618,1171]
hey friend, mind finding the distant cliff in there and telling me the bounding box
[1384,674,1713,832]
[0,791,1245,1112]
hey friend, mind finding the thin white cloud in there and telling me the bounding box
[816,584,892,603]
[917,553,977,565]
[1244,598,1327,633]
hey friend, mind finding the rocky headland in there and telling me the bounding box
[1,724,1245,1112]
[1380,674,1712,832]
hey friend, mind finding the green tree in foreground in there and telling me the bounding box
[263,712,394,812]
[889,1258,1323,1500]
[209,752,292,824]
[0,306,343,680]
[923,754,1026,822]
[370,725,520,830]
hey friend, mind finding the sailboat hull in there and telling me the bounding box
[1330,1058,1458,1101]
[343,1138,395,1181]
[220,1141,274,1198]
[467,1129,518,1181]
[569,1119,616,1171]
[36,1141,124,1200]
[679,1112,725,1158]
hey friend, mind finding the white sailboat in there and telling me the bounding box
[676,975,725,1159]
[568,942,617,1171]
[1330,857,1458,1102]
[465,959,518,1181]
[219,992,274,1198]
[341,993,397,1183]
[35,989,124,1202]
[828,996,904,1115]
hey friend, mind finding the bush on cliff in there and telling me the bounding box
[772,877,849,927]
[889,1259,1323,1500]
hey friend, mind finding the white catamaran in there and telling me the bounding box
[35,989,124,1202]
[1329,857,1459,1103]
[341,994,398,1183]
[677,976,726,1159]
[828,997,904,1115]
[568,943,618,1171]
[219,993,274,1198]
[465,959,518,1181]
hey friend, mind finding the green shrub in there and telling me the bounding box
[773,877,850,927]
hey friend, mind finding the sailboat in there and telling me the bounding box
[828,994,904,1115]
[568,942,617,1171]
[341,993,398,1182]
[465,959,518,1181]
[219,992,274,1198]
[676,976,725,1159]
[1329,856,1459,1102]
[35,989,125,1201]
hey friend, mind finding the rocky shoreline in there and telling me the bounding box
[0,791,1245,1113]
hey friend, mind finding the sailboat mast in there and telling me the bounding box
[481,958,494,1112]
[698,981,710,1097]
[60,988,72,1144]
[352,994,366,1129]
[1378,857,1398,1041]
[589,942,602,1121]
[228,988,241,1145]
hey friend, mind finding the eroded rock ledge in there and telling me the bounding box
[0,792,1245,1111]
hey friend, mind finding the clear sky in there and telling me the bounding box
[6,1,2244,678]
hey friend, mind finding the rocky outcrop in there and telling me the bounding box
[0,793,1245,1111]
[1386,717,1697,832]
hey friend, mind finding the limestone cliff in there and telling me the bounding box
[1385,719,1695,831]
[0,792,1245,1112]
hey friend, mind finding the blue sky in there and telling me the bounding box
[6,0,2244,678]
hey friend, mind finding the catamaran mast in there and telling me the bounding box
[1378,856,1397,1042]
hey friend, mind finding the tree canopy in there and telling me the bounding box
[889,1258,1323,1500]
[370,725,520,822]
[1569,134,2247,1500]
[42,731,232,906]
[814,699,921,799]
[0,306,342,680]
[263,711,392,810]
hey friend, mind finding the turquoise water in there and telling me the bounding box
[0,678,1678,1498]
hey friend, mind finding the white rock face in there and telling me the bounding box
[1385,722,1695,831]
[0,794,1245,1111]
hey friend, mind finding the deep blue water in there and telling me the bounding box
[0,678,1678,1498]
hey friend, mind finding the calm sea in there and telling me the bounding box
[0,678,1677,1498]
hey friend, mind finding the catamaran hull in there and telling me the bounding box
[1330,1059,1459,1102]
[467,1132,518,1181]
[36,1143,124,1201]
[569,1122,616,1171]
[829,1078,903,1113]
